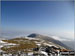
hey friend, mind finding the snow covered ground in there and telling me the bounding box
[0,40,7,44]
[0,40,16,50]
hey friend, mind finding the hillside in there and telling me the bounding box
[28,33,71,50]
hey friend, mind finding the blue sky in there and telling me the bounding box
[1,1,74,40]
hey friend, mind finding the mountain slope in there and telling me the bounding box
[28,33,71,50]
[62,41,74,50]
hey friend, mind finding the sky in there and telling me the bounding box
[1,1,74,41]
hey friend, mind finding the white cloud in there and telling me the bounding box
[58,31,74,40]
[51,36,71,41]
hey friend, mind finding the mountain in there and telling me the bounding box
[28,33,71,50]
[62,41,75,50]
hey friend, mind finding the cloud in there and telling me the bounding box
[1,30,74,41]
[47,31,74,41]
[51,36,72,41]
[39,31,74,41]
[58,31,74,40]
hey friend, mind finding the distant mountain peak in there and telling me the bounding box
[27,33,42,37]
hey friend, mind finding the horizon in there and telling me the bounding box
[1,1,74,41]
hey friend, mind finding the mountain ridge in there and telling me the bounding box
[28,33,71,50]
